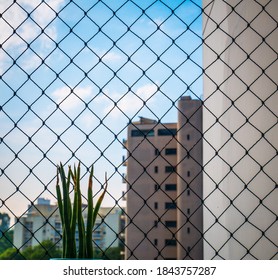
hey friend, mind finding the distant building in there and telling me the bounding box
[123,96,203,259]
[13,198,123,253]
[89,207,124,251]
[13,198,61,251]
[0,212,10,237]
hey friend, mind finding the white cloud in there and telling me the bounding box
[17,0,41,7]
[0,52,9,75]
[102,83,158,118]
[0,3,26,47]
[52,85,93,111]
[0,0,64,45]
[153,18,164,27]
[39,26,58,51]
[0,1,13,13]
[93,48,123,62]
[18,0,65,24]
[152,18,169,33]
[102,51,122,62]
[18,21,41,42]
[0,0,65,73]
[26,2,57,28]
[18,0,65,34]
[78,112,97,129]
[20,53,41,71]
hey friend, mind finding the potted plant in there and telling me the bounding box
[56,162,107,259]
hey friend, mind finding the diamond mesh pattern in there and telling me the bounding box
[0,0,277,260]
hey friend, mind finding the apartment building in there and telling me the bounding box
[92,207,123,251]
[14,198,123,253]
[13,198,61,250]
[123,96,203,260]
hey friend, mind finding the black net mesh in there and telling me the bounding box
[0,0,277,260]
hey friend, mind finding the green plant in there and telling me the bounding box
[56,162,107,259]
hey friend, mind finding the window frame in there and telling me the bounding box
[165,148,177,155]
[165,239,177,246]
[165,165,176,173]
[165,184,177,191]
[165,220,177,228]
[165,202,177,209]
[157,128,177,136]
[131,129,154,137]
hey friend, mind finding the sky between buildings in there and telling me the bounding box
[0,0,202,218]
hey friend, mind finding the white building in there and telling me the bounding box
[93,207,123,251]
[203,0,277,259]
[14,198,123,253]
[13,198,61,250]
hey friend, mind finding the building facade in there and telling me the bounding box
[92,207,123,251]
[13,198,61,250]
[14,198,123,253]
[124,96,203,259]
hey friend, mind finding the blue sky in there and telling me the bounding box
[0,0,202,217]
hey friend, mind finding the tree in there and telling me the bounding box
[95,247,122,260]
[0,230,13,254]
[0,240,61,260]
[0,247,24,260]
[22,240,62,260]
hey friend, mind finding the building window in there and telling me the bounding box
[187,208,190,215]
[157,128,177,136]
[165,184,177,191]
[187,134,190,140]
[154,184,159,191]
[187,170,191,177]
[131,129,154,137]
[165,202,176,209]
[165,166,176,173]
[154,166,158,173]
[187,227,190,234]
[165,148,177,155]
[155,148,159,156]
[165,221,177,228]
[154,202,158,209]
[154,239,158,246]
[165,239,177,246]
[154,220,158,228]
[187,189,190,196]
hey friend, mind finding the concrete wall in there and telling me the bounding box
[203,0,278,259]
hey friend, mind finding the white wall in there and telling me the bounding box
[203,0,277,259]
